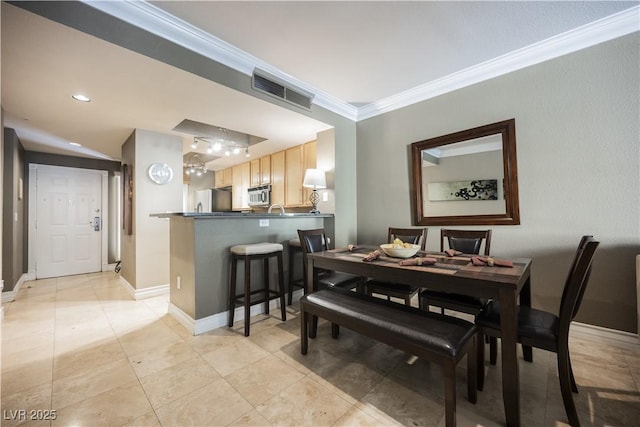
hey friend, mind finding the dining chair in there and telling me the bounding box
[297,228,365,292]
[297,228,366,337]
[365,227,428,306]
[476,235,599,427]
[420,229,492,315]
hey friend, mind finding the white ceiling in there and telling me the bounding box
[2,1,638,170]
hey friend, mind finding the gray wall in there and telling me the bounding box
[356,34,640,333]
[2,128,24,292]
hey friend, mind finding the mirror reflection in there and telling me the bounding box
[411,119,520,226]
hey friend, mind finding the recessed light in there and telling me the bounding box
[69,142,82,147]
[72,94,91,102]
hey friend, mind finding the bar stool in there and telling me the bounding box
[288,238,304,305]
[228,242,286,336]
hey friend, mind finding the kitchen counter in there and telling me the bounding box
[154,212,334,335]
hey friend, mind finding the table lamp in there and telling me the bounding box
[303,168,326,214]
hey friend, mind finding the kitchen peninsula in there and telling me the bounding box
[152,212,334,334]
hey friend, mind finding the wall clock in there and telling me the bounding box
[148,163,173,185]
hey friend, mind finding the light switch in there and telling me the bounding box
[322,191,329,202]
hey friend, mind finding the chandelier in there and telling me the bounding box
[190,128,250,158]
[184,153,208,176]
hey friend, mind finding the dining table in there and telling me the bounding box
[305,245,532,427]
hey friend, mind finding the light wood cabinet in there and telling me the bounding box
[285,141,317,207]
[302,141,317,206]
[260,155,271,185]
[285,145,304,206]
[215,167,232,188]
[231,162,251,210]
[250,155,272,187]
[270,151,285,206]
[250,159,261,187]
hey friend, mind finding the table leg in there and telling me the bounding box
[499,288,520,427]
[305,256,318,338]
[519,276,533,362]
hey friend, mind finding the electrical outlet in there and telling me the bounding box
[259,219,269,227]
[322,191,329,202]
[176,276,181,290]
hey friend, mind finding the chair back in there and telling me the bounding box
[558,236,599,328]
[388,227,427,250]
[559,235,592,315]
[297,228,329,255]
[441,229,492,255]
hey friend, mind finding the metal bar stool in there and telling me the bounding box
[228,242,286,336]
[288,238,304,305]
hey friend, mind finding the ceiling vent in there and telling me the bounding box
[252,69,314,110]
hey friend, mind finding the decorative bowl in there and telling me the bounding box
[380,243,420,258]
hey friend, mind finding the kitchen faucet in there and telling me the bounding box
[268,204,285,214]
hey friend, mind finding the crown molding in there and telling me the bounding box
[357,6,640,121]
[82,0,358,121]
[84,2,637,123]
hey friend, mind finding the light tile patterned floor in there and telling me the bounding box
[1,272,639,426]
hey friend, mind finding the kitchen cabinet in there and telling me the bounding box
[249,155,271,187]
[270,150,285,205]
[285,145,304,206]
[302,141,317,206]
[260,155,271,185]
[231,162,251,210]
[285,141,316,207]
[215,167,232,188]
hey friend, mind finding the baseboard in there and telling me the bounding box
[570,321,639,349]
[168,297,289,335]
[119,277,170,300]
[1,274,28,303]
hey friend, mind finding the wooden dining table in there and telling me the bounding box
[305,246,532,427]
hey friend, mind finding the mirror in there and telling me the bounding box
[411,119,520,226]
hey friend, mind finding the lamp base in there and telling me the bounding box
[309,189,320,214]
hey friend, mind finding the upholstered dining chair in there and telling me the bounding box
[475,235,599,427]
[364,227,428,306]
[297,228,365,337]
[420,229,492,315]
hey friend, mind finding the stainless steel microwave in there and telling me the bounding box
[247,185,271,207]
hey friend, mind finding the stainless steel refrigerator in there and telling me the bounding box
[194,188,232,212]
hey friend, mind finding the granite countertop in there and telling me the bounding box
[151,212,334,219]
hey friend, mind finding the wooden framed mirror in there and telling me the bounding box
[411,119,520,226]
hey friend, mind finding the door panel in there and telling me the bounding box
[36,167,102,278]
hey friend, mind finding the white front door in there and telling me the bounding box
[36,166,103,279]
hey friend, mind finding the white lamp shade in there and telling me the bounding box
[303,169,326,189]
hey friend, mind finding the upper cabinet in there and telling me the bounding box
[215,167,232,188]
[231,162,251,210]
[250,155,271,187]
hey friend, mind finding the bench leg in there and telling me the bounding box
[310,315,318,339]
[331,322,340,339]
[300,308,308,355]
[468,336,477,404]
[443,363,457,427]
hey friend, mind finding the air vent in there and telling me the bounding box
[252,69,314,110]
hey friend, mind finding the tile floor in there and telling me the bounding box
[1,272,639,426]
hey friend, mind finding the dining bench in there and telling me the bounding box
[299,287,477,427]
